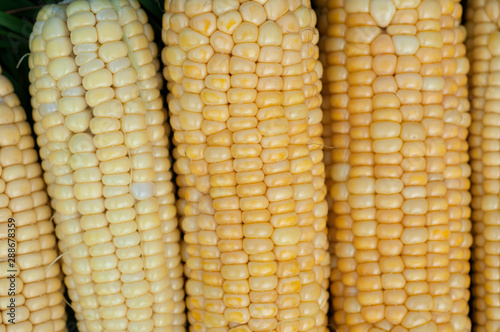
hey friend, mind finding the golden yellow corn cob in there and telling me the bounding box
[441,1,472,330]
[469,1,500,331]
[28,0,184,330]
[162,0,330,330]
[317,0,471,330]
[0,65,66,331]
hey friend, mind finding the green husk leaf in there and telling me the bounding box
[138,0,164,21]
[0,11,33,39]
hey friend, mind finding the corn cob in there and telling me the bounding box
[469,1,500,331]
[316,0,351,330]
[318,0,470,330]
[0,65,66,331]
[162,0,330,330]
[441,1,472,330]
[28,0,184,330]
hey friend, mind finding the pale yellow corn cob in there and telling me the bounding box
[28,0,184,331]
[162,0,330,331]
[0,65,66,331]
